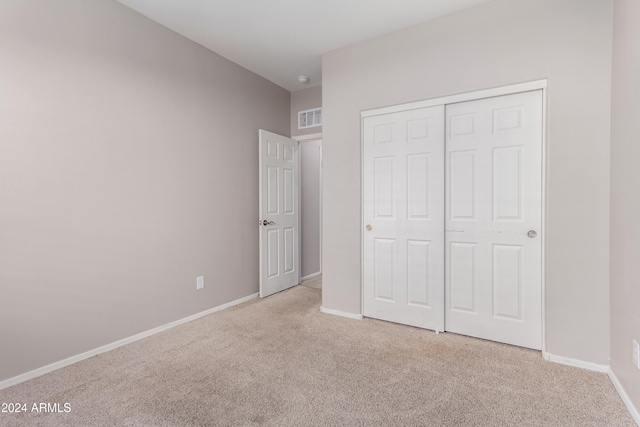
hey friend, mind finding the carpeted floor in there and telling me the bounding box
[0,281,635,426]
[301,275,322,290]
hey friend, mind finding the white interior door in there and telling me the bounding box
[259,130,300,298]
[445,90,543,349]
[363,106,445,331]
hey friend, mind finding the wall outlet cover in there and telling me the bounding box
[633,339,640,369]
[196,276,205,290]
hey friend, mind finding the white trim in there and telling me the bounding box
[301,271,322,281]
[0,292,259,391]
[293,132,322,142]
[361,79,548,118]
[259,130,266,293]
[608,369,640,425]
[320,306,363,320]
[542,351,609,373]
[540,87,548,356]
[544,352,640,424]
[318,144,323,276]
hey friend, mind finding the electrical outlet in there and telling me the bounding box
[196,276,204,290]
[633,340,640,369]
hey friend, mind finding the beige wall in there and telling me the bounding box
[291,86,322,138]
[322,0,613,364]
[300,140,322,278]
[610,0,640,412]
[0,0,290,382]
[291,86,323,277]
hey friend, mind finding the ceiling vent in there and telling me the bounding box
[298,107,322,129]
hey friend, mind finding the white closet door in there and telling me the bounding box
[363,106,445,331]
[445,90,543,349]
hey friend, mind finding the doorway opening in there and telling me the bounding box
[297,134,322,289]
[258,130,322,297]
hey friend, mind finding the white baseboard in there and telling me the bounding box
[0,292,259,391]
[320,306,363,320]
[608,368,640,426]
[301,271,321,281]
[542,351,609,373]
[526,352,640,424]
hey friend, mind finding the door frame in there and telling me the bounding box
[360,79,548,353]
[294,133,323,281]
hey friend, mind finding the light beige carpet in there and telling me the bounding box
[0,284,634,426]
[301,275,322,290]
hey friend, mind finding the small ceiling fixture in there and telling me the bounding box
[297,75,310,84]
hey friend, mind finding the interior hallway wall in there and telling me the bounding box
[322,0,613,364]
[610,0,640,414]
[0,0,290,382]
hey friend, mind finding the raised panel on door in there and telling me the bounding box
[445,90,542,350]
[267,166,279,215]
[407,240,431,307]
[449,113,476,139]
[284,227,295,274]
[449,151,476,221]
[492,244,523,320]
[374,238,396,302]
[363,106,445,331]
[407,154,430,219]
[267,229,279,279]
[493,147,523,221]
[283,168,294,214]
[374,157,395,219]
[449,241,477,313]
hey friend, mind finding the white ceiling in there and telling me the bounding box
[115,0,494,92]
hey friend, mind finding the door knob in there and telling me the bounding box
[260,220,275,226]
[527,230,537,238]
[366,224,372,231]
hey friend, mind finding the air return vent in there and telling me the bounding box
[298,107,322,129]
